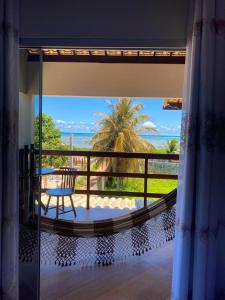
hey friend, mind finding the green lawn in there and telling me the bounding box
[76,176,177,197]
[122,178,177,194]
[104,178,177,200]
[73,146,90,151]
[147,179,177,194]
[75,176,86,189]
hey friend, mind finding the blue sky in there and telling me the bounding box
[37,96,182,136]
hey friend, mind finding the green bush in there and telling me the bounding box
[34,113,69,168]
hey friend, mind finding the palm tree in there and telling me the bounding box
[165,139,179,154]
[91,98,158,177]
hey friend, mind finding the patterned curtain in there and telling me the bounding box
[172,0,225,299]
[0,0,19,299]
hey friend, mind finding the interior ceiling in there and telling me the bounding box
[20,0,189,48]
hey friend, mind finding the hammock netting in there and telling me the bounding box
[19,190,176,267]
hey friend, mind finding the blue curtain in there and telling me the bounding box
[0,0,19,299]
[172,0,225,299]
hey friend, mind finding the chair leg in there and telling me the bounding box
[45,195,51,215]
[62,196,65,213]
[69,195,76,217]
[56,196,59,219]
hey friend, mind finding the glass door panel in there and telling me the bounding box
[19,48,42,300]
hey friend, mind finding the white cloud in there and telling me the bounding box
[56,119,66,125]
[55,119,98,132]
[105,99,113,106]
[160,125,171,131]
[159,125,181,133]
[143,121,157,129]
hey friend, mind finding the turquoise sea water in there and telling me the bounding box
[61,132,180,149]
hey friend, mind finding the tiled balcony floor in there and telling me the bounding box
[41,193,146,221]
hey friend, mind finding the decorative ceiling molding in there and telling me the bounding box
[163,98,183,110]
[27,48,186,63]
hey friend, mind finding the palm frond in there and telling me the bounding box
[91,97,158,174]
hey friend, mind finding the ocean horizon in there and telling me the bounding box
[61,132,180,149]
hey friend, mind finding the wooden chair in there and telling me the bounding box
[44,167,77,219]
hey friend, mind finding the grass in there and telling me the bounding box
[76,175,178,193]
[75,176,177,201]
[153,147,167,154]
[147,179,177,194]
[104,178,177,200]
[73,146,90,151]
[75,176,86,189]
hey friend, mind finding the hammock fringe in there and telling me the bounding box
[20,190,177,268]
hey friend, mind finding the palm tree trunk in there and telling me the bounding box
[115,158,122,191]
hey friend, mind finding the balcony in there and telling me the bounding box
[19,147,179,225]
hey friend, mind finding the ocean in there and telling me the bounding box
[61,132,180,149]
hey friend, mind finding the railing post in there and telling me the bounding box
[87,154,90,209]
[144,156,148,207]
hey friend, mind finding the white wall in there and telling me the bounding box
[19,51,36,148]
[19,51,28,94]
[43,62,184,97]
[19,92,34,148]
[20,0,189,48]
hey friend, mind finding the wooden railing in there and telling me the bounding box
[42,150,179,208]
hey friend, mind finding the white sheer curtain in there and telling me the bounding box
[172,0,225,299]
[0,0,19,299]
